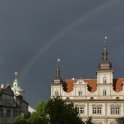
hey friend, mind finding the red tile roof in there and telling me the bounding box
[63,79,97,93]
[63,78,124,93]
[113,78,124,92]
[84,79,97,92]
[63,80,77,93]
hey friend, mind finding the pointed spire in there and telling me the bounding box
[102,48,108,60]
[98,37,113,70]
[12,71,25,98]
[104,36,107,48]
[102,36,108,61]
[56,58,61,79]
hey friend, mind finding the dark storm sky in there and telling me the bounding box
[0,0,124,107]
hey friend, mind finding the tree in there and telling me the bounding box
[46,96,84,124]
[28,101,48,124]
[14,114,28,124]
[85,116,94,124]
[14,101,48,124]
[15,97,84,124]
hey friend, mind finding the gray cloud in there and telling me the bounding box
[0,0,124,106]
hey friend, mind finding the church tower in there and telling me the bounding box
[51,59,63,97]
[96,47,114,96]
[97,48,114,84]
[11,72,25,98]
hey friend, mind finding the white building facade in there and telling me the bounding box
[51,48,124,124]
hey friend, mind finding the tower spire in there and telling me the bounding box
[102,36,108,60]
[56,58,61,79]
[102,48,108,60]
[14,72,19,81]
[98,36,112,70]
[104,36,107,48]
[12,71,25,98]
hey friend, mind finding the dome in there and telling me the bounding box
[99,60,112,70]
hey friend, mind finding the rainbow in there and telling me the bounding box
[20,0,119,79]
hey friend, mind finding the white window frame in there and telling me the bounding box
[77,105,85,114]
[92,105,102,114]
[110,105,120,115]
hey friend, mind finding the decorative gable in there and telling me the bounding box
[74,80,87,85]
[63,79,97,93]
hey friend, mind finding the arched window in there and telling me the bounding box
[55,91,59,96]
[103,89,106,96]
[78,91,82,96]
[103,77,107,84]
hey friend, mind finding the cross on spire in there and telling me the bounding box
[102,36,108,60]
[102,48,108,60]
[56,58,61,78]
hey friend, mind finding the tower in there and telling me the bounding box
[96,47,114,96]
[97,48,114,84]
[11,72,25,98]
[51,59,63,97]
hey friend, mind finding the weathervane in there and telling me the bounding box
[104,36,108,48]
[57,58,61,64]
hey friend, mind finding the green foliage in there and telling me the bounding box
[14,115,28,124]
[85,116,94,124]
[28,101,48,124]
[46,96,84,124]
[15,97,84,124]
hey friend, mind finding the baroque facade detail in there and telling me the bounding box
[51,48,124,124]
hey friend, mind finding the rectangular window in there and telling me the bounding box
[80,107,84,114]
[92,107,97,114]
[77,106,85,114]
[92,106,102,114]
[111,106,120,115]
[78,91,82,96]
[97,107,101,114]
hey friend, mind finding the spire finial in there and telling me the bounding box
[102,48,108,60]
[56,58,61,78]
[14,72,19,80]
[102,37,108,60]
[57,58,61,64]
[104,36,107,48]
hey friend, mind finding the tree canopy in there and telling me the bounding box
[46,97,84,124]
[14,97,94,124]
